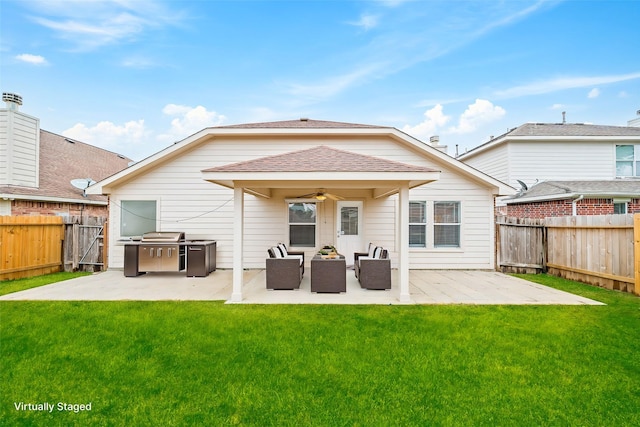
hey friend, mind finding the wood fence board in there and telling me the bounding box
[1,216,64,280]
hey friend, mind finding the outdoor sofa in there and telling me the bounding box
[354,243,391,290]
[266,244,305,290]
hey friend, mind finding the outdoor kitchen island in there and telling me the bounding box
[123,232,216,277]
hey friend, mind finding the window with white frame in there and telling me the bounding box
[409,201,427,247]
[288,202,317,247]
[121,200,157,237]
[616,145,640,177]
[613,201,628,214]
[434,201,461,248]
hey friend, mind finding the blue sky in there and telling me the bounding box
[1,0,639,160]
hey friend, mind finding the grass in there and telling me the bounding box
[0,271,91,296]
[1,274,639,426]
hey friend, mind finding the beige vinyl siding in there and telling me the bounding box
[0,112,7,184]
[107,134,497,270]
[463,140,617,189]
[508,141,614,187]
[406,160,495,269]
[462,143,509,183]
[0,110,39,187]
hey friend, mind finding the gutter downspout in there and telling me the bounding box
[572,195,584,216]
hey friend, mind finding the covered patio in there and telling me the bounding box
[0,269,603,305]
[201,145,441,303]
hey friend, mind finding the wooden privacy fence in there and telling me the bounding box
[0,215,107,281]
[497,214,640,295]
[0,216,64,280]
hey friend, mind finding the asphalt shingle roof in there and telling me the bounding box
[214,118,387,129]
[510,180,640,201]
[1,130,132,203]
[203,145,438,173]
[507,123,640,137]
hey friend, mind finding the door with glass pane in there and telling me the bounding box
[336,201,363,266]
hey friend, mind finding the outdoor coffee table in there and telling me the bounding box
[311,254,346,293]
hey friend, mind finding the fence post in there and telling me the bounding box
[72,222,80,270]
[635,213,640,296]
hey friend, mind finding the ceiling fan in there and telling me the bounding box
[296,189,344,201]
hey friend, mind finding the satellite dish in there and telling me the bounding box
[516,179,528,191]
[70,178,96,197]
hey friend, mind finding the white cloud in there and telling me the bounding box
[550,103,565,110]
[619,91,629,98]
[587,88,600,98]
[26,0,185,51]
[448,99,506,134]
[63,119,148,156]
[402,104,451,140]
[157,104,227,142]
[494,72,640,98]
[284,63,384,101]
[15,53,48,65]
[348,14,379,30]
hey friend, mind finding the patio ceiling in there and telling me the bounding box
[201,145,441,198]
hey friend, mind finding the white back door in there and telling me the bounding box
[336,201,363,266]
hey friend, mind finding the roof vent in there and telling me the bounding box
[300,117,309,121]
[2,92,23,111]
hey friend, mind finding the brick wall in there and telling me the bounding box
[10,200,108,217]
[506,198,640,218]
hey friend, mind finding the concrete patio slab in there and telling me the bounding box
[0,269,603,305]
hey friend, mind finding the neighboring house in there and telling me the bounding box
[457,121,640,217]
[504,180,640,218]
[87,119,515,302]
[0,93,132,217]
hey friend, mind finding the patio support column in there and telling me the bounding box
[231,186,244,302]
[398,184,411,303]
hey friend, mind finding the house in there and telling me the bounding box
[0,93,132,217]
[456,121,640,217]
[504,180,640,218]
[87,118,514,302]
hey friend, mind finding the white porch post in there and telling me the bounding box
[231,186,244,302]
[398,184,411,303]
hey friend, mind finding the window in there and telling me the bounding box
[434,201,460,248]
[616,145,640,177]
[340,206,359,235]
[409,201,427,247]
[613,202,628,214]
[288,202,316,247]
[121,200,156,237]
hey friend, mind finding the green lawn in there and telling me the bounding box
[1,274,639,426]
[0,271,91,296]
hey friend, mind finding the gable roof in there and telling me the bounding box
[0,130,132,204]
[509,123,640,137]
[203,145,438,173]
[458,122,640,160]
[505,180,640,204]
[88,118,515,197]
[215,118,384,129]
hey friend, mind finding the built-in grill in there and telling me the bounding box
[138,231,186,272]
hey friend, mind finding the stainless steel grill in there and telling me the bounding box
[138,231,186,272]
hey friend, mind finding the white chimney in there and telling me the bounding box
[429,135,448,154]
[2,92,23,111]
[1,92,40,188]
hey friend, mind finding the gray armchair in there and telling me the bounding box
[354,246,391,290]
[266,245,304,290]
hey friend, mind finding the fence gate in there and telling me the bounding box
[496,216,546,274]
[63,216,107,272]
